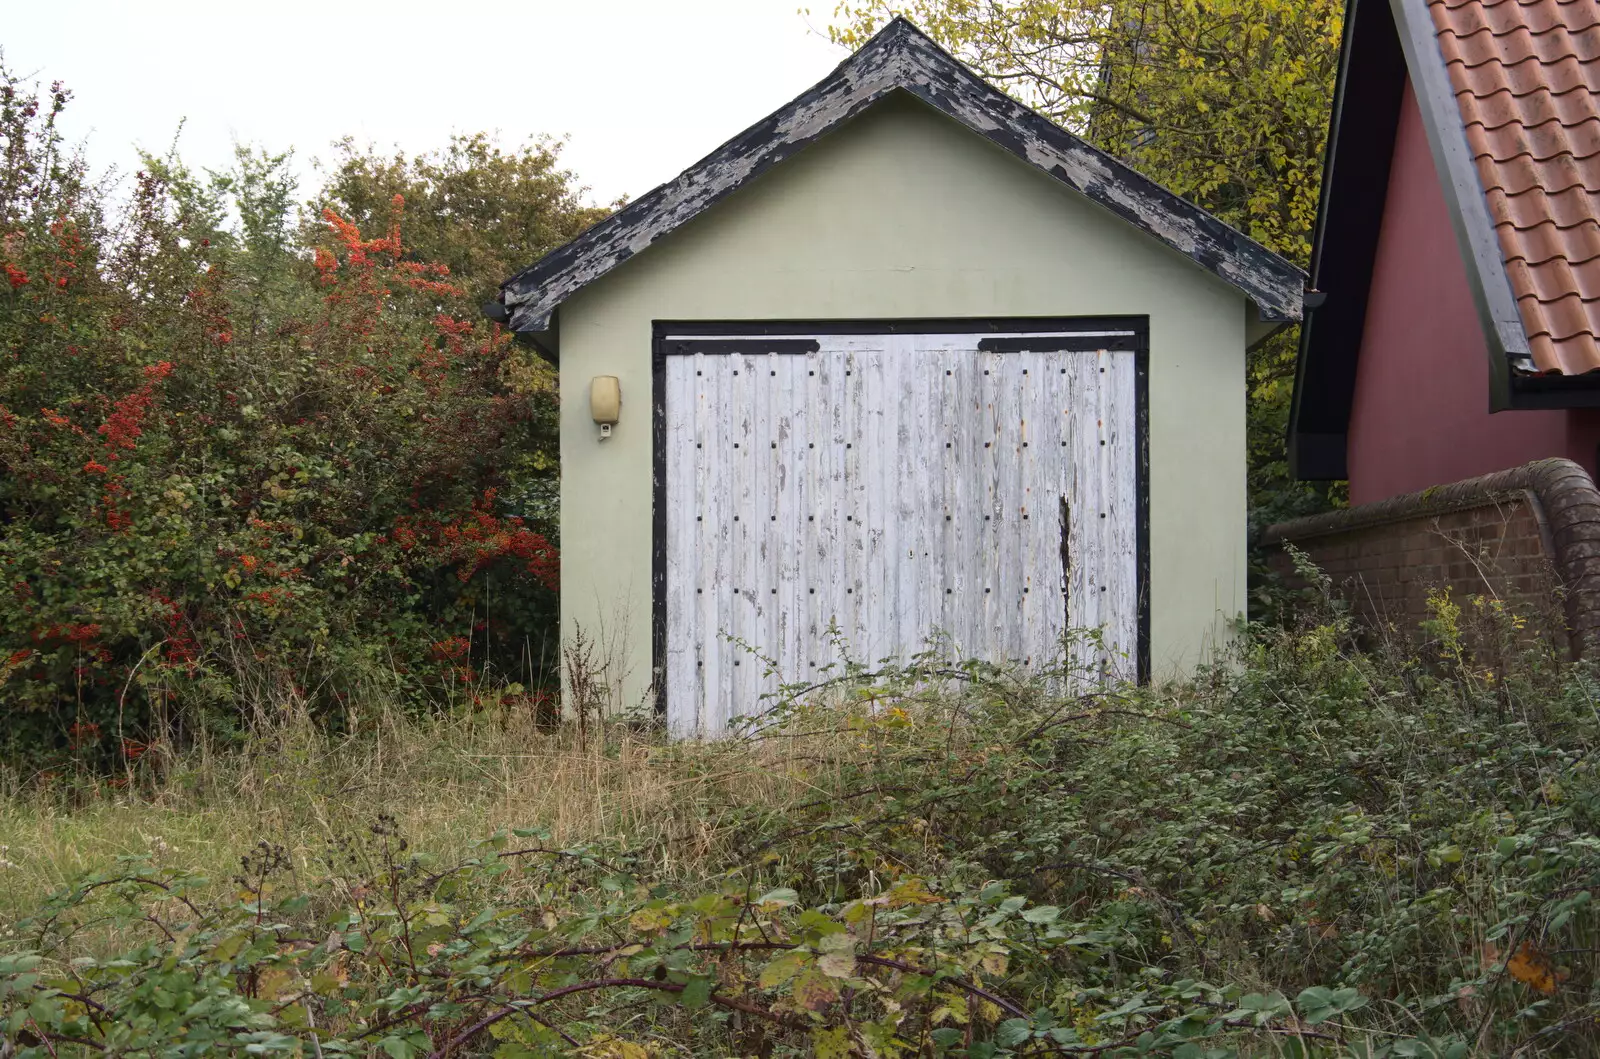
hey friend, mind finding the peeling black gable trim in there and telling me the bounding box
[499,17,1305,333]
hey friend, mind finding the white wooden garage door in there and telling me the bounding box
[658,328,1141,736]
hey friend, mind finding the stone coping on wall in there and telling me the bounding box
[1263,458,1600,654]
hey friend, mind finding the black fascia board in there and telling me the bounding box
[499,17,1306,335]
[1288,0,1408,481]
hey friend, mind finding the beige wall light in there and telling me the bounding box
[590,375,621,439]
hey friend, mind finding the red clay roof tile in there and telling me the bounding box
[1487,184,1599,229]
[1428,0,1600,374]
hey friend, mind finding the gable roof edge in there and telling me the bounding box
[1288,0,1408,480]
[1389,0,1531,392]
[499,18,1306,333]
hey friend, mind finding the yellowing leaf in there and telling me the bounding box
[814,1025,853,1059]
[931,990,970,1025]
[759,949,811,989]
[629,908,672,933]
[818,949,856,978]
[792,968,839,1011]
[256,967,298,1002]
[1505,943,1564,995]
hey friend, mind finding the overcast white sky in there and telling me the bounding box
[3,1,855,209]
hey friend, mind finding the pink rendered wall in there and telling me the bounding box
[1345,79,1600,504]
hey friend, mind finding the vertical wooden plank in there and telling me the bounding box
[887,336,906,661]
[750,351,769,716]
[702,353,730,735]
[986,350,1006,664]
[997,353,1021,666]
[832,344,853,672]
[920,337,937,659]
[838,348,851,675]
[844,347,870,665]
[1094,348,1113,675]
[812,344,835,681]
[860,345,882,668]
[815,343,835,677]
[1016,353,1038,667]
[1063,351,1093,674]
[691,352,714,733]
[979,349,1001,662]
[1108,349,1138,677]
[880,342,902,667]
[799,348,821,684]
[945,344,966,660]
[663,358,682,730]
[728,353,753,733]
[1085,350,1108,664]
[1032,351,1066,671]
[688,356,707,726]
[952,345,977,660]
[697,354,717,735]
[1098,349,1119,675]
[893,333,918,662]
[934,347,954,658]
[915,340,937,660]
[664,357,691,732]
[750,351,771,718]
[777,352,800,706]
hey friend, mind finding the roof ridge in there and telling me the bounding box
[497,15,1305,333]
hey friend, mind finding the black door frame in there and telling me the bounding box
[650,316,1151,719]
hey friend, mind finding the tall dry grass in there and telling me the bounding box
[0,705,854,928]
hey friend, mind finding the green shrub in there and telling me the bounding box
[0,68,573,763]
[6,596,1600,1056]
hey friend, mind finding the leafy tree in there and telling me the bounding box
[312,133,612,306]
[830,0,1346,526]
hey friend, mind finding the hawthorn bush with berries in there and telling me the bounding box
[0,69,572,763]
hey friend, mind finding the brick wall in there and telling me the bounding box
[1263,459,1600,656]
